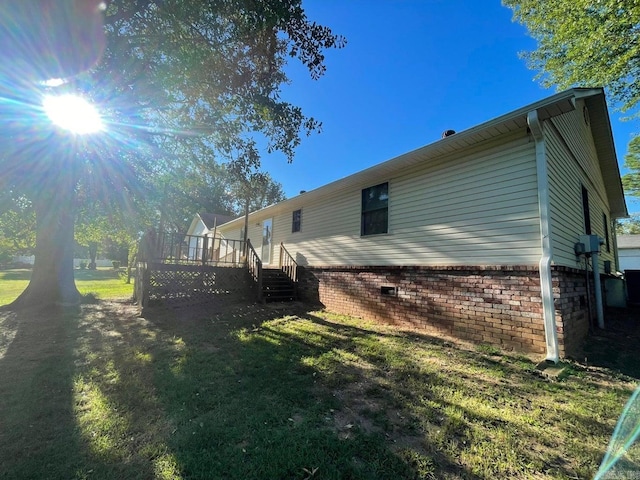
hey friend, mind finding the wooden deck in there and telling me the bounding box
[134,231,299,307]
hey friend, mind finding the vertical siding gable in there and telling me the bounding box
[549,103,608,202]
[545,111,617,270]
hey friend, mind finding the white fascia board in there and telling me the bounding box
[218,88,622,229]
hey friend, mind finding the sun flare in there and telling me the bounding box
[43,93,103,134]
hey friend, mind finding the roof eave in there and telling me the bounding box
[581,93,628,219]
[218,88,628,227]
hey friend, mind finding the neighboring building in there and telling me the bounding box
[186,213,235,237]
[617,234,640,271]
[217,88,627,360]
[617,234,640,304]
[185,213,235,260]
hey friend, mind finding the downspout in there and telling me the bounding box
[527,110,560,363]
[591,250,605,329]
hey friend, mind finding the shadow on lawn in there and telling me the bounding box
[290,313,615,479]
[139,304,617,479]
[142,303,460,479]
[0,304,161,479]
[0,300,633,479]
[582,307,640,379]
[0,306,83,479]
[0,269,32,281]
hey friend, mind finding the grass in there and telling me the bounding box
[0,268,133,306]
[0,299,638,479]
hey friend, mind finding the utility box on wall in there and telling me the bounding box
[578,234,603,254]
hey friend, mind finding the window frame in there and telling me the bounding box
[292,209,302,233]
[361,182,389,236]
[581,185,591,234]
[602,212,610,253]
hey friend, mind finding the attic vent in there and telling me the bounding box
[442,129,456,138]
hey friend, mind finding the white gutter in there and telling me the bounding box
[528,110,560,363]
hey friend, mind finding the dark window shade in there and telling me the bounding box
[603,212,610,252]
[361,183,388,236]
[582,186,591,234]
[292,209,301,233]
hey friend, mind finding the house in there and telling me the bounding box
[216,88,627,360]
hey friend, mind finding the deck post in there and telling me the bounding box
[202,235,208,266]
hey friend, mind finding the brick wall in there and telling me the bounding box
[552,266,595,358]
[298,265,596,357]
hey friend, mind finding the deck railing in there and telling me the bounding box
[279,242,298,284]
[246,239,263,302]
[140,230,246,267]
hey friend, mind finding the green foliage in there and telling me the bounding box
[503,1,640,114]
[622,136,640,198]
[504,1,640,206]
[0,194,35,260]
[616,217,640,235]
[231,170,287,218]
[154,162,285,232]
[99,0,346,166]
[244,171,287,212]
[0,1,344,305]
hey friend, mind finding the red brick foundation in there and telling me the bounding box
[552,266,595,358]
[298,265,595,357]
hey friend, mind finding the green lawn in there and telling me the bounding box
[0,268,133,305]
[0,300,638,479]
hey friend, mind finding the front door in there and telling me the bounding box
[261,218,272,265]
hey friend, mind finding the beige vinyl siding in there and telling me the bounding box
[546,105,617,270]
[550,101,608,202]
[221,226,243,241]
[257,131,541,267]
[245,222,263,255]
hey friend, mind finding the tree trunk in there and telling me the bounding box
[11,180,81,308]
[88,242,98,270]
[243,196,250,255]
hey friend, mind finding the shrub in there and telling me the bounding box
[79,261,87,269]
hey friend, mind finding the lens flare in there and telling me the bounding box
[43,93,103,134]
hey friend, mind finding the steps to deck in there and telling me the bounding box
[262,268,296,302]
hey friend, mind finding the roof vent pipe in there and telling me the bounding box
[442,129,456,138]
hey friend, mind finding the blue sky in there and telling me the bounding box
[260,0,639,214]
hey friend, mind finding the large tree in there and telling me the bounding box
[504,0,640,203]
[622,136,640,196]
[503,1,640,114]
[0,0,344,307]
